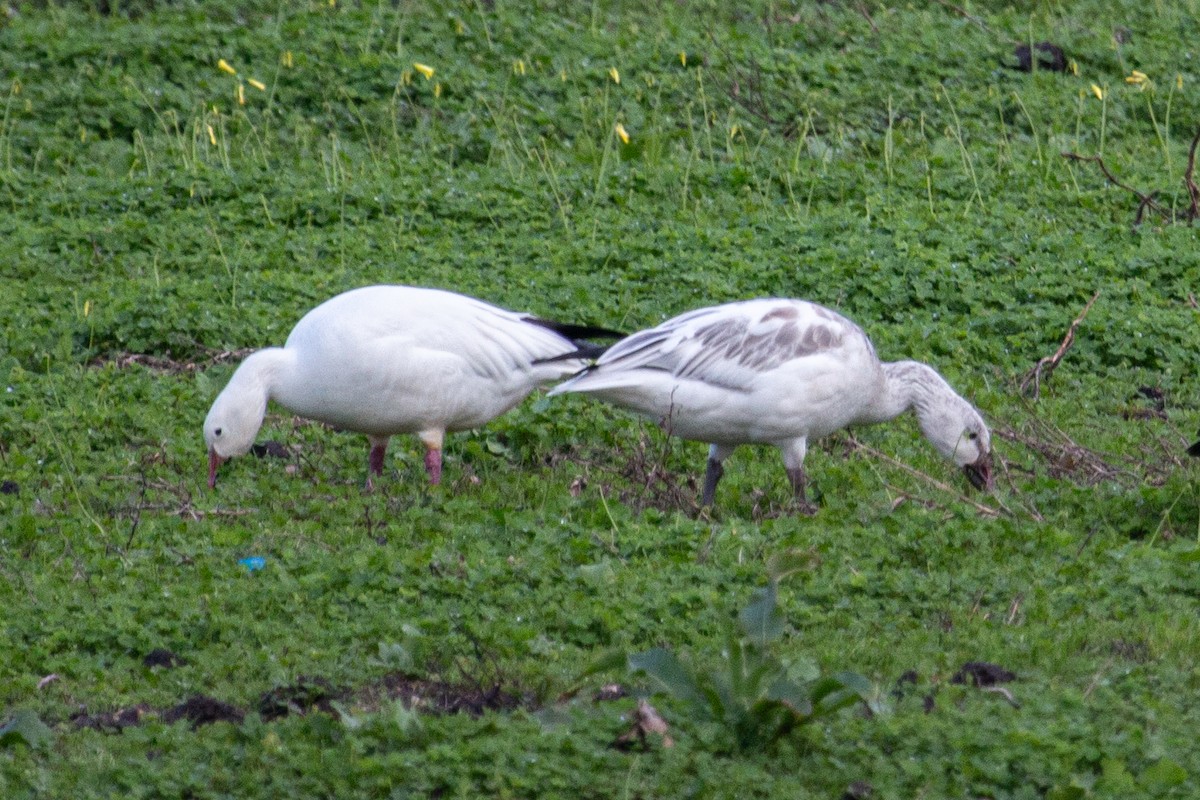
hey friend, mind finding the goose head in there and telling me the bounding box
[917,395,993,492]
[203,377,268,489]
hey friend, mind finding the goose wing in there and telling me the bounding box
[565,299,868,393]
[295,286,589,383]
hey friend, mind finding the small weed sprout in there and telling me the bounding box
[580,550,875,752]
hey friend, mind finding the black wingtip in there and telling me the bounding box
[533,343,611,365]
[525,316,625,365]
[522,316,625,342]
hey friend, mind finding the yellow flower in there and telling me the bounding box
[614,123,630,144]
[513,59,526,76]
[217,59,237,76]
[1068,59,1078,76]
[282,51,294,68]
[83,300,92,318]
[247,78,266,91]
[1177,74,1184,90]
[560,68,567,82]
[679,51,687,67]
[1125,69,1149,85]
[1090,83,1104,100]
[206,124,217,145]
[434,82,442,98]
[237,83,245,105]
[730,123,740,139]
[608,67,620,84]
[413,62,435,80]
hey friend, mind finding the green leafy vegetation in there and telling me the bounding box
[587,550,876,753]
[2,0,1200,797]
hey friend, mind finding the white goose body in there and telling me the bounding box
[204,285,613,488]
[549,298,992,510]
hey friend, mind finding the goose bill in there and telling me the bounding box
[963,452,993,492]
[208,448,226,489]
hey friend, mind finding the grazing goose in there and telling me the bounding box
[548,298,993,511]
[204,285,619,489]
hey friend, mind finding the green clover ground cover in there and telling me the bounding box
[2,1,1200,796]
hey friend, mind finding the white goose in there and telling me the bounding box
[548,298,993,511]
[203,285,618,489]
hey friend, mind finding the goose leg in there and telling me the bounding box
[419,429,446,485]
[424,448,442,485]
[366,436,389,491]
[785,466,817,515]
[780,438,817,515]
[701,444,737,506]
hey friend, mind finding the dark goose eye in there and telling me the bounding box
[214,428,223,437]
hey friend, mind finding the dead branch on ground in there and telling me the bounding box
[1064,125,1200,227]
[1019,290,1100,398]
[1184,126,1200,223]
[1061,152,1167,227]
[846,437,1006,517]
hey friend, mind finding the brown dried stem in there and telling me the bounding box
[1019,290,1100,398]
[931,0,990,33]
[92,348,254,374]
[1061,152,1167,226]
[993,399,1165,487]
[847,438,1005,517]
[1184,125,1200,223]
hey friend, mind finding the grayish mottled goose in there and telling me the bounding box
[204,285,618,489]
[548,298,993,511]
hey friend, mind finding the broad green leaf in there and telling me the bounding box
[784,656,822,684]
[828,671,873,699]
[0,710,52,749]
[738,582,783,646]
[725,631,746,690]
[628,648,706,707]
[764,677,813,718]
[573,649,629,682]
[809,671,873,716]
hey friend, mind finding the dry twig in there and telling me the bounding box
[613,699,675,749]
[847,438,1005,517]
[852,1,879,34]
[993,398,1171,487]
[1061,152,1168,226]
[1019,290,1100,398]
[1184,126,1200,223]
[931,0,990,32]
[92,348,254,374]
[1064,128,1200,227]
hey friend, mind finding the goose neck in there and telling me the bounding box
[865,360,943,423]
